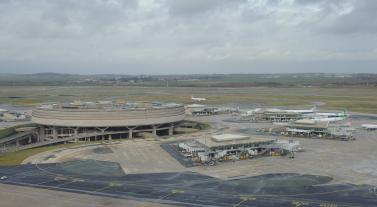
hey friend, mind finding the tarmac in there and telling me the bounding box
[1,160,377,207]
[0,183,176,207]
[24,114,377,185]
[4,113,377,206]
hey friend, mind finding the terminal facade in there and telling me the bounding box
[1,101,186,151]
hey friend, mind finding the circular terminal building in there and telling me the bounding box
[32,101,185,142]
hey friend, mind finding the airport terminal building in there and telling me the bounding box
[1,101,186,151]
[33,101,185,141]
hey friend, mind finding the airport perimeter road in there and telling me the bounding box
[0,183,177,207]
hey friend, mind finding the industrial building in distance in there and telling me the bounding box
[1,100,185,152]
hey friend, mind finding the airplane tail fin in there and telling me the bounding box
[343,108,348,116]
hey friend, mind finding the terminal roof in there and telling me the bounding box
[196,134,275,148]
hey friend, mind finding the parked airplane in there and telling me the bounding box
[240,108,261,117]
[284,107,316,114]
[307,110,347,122]
[241,107,315,117]
[241,107,347,122]
[362,124,377,130]
[191,96,207,102]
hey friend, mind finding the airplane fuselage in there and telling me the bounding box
[191,96,206,101]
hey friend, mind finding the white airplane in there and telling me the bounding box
[241,108,262,117]
[284,107,316,114]
[307,110,348,122]
[191,96,207,102]
[362,124,377,130]
[241,107,314,117]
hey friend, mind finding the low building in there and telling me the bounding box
[244,109,303,122]
[185,104,219,116]
[284,119,354,140]
[191,107,218,116]
[178,134,300,164]
[0,111,28,122]
[185,104,238,116]
[0,109,8,116]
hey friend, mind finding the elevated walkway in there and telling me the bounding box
[1,124,174,153]
[1,130,129,153]
[0,131,35,144]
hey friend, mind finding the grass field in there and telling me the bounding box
[0,86,376,114]
[0,143,85,166]
[1,73,376,87]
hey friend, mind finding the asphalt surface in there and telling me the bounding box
[160,142,194,168]
[1,160,377,207]
[0,183,176,207]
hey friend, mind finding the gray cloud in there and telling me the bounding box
[319,1,377,35]
[165,0,245,17]
[0,0,376,74]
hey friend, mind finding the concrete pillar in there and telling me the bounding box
[38,126,45,142]
[129,128,133,139]
[74,128,79,142]
[168,125,174,136]
[152,125,157,136]
[108,134,112,141]
[99,128,105,142]
[28,136,32,144]
[52,127,57,140]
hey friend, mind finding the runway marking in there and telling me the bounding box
[5,164,58,177]
[92,159,119,169]
[233,196,256,207]
[34,177,66,185]
[108,182,123,187]
[292,200,310,207]
[32,160,93,182]
[53,180,78,188]
[159,189,184,200]
[320,203,338,207]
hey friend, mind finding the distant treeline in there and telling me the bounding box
[0,73,376,87]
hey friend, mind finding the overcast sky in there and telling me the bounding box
[0,0,376,74]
